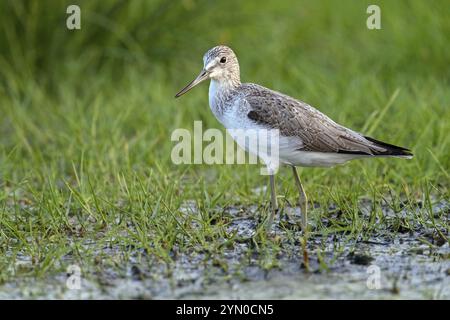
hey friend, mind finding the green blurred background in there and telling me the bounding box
[0,0,449,208]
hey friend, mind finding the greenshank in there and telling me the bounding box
[175,45,413,237]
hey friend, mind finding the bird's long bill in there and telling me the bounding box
[175,69,208,98]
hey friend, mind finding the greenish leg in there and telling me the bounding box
[267,174,278,228]
[291,166,308,232]
[291,166,309,270]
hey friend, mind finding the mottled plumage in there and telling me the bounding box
[240,83,411,157]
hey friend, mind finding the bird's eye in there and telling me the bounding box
[220,57,227,63]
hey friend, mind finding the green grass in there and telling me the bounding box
[0,0,449,286]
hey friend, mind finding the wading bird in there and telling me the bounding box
[175,46,413,255]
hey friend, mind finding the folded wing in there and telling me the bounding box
[242,83,412,157]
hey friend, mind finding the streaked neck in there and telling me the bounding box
[209,77,240,117]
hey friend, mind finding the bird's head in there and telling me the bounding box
[175,45,240,98]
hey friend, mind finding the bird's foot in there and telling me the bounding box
[265,207,279,231]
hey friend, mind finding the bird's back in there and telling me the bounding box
[231,83,412,160]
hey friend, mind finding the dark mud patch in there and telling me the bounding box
[0,199,448,299]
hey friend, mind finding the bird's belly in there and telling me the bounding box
[216,109,365,168]
[225,126,276,157]
[279,150,365,167]
[216,115,365,168]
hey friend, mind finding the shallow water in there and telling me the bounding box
[0,200,448,299]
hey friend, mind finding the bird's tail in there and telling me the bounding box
[364,136,413,159]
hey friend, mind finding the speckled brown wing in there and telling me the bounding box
[241,83,385,155]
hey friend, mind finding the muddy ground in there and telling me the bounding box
[0,200,448,299]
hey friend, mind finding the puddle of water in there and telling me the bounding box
[0,200,448,299]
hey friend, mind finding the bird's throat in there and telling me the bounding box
[209,78,240,117]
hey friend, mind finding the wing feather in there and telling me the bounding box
[241,83,384,155]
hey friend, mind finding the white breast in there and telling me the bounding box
[208,80,220,116]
